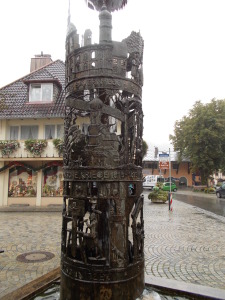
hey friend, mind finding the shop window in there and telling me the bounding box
[21,125,38,139]
[8,167,37,197]
[42,166,64,196]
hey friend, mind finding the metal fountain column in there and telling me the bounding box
[60,2,145,299]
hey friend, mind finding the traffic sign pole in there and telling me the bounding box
[158,150,173,211]
[169,148,172,212]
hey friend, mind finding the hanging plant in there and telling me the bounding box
[53,138,64,156]
[25,139,47,156]
[0,140,20,156]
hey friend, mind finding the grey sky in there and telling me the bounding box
[1,0,225,147]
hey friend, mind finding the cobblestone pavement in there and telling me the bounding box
[0,213,62,298]
[0,192,225,298]
[143,192,225,291]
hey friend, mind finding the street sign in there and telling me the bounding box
[159,161,169,169]
[159,153,169,158]
[159,153,169,169]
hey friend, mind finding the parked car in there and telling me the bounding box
[216,184,225,198]
[143,175,164,190]
[165,177,179,183]
[162,182,177,192]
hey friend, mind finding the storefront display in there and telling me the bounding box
[42,165,63,196]
[8,167,37,197]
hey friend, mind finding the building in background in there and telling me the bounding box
[0,54,65,206]
[143,146,192,187]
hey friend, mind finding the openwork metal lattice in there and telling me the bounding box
[61,4,144,299]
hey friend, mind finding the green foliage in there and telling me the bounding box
[53,138,64,156]
[170,99,225,185]
[156,182,163,189]
[142,140,148,158]
[0,140,19,156]
[153,186,159,191]
[25,139,47,156]
[204,187,216,193]
[192,186,206,192]
[148,189,168,202]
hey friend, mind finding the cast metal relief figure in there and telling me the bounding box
[133,222,144,258]
[85,211,102,255]
[60,2,144,299]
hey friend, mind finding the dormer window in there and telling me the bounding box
[29,83,53,102]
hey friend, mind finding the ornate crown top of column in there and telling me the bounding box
[85,0,128,12]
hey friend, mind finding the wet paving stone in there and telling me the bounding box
[0,193,225,298]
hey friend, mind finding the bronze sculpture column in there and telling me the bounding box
[61,2,144,299]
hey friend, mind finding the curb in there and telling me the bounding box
[145,275,225,300]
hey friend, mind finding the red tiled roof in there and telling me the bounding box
[0,60,65,119]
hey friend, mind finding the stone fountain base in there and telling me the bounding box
[60,259,145,300]
[2,268,225,300]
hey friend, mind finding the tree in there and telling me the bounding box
[142,140,148,159]
[169,99,225,185]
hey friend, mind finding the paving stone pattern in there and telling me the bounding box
[144,194,225,290]
[0,213,61,298]
[0,193,225,298]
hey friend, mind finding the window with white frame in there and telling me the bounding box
[29,83,53,102]
[45,124,64,139]
[10,126,19,140]
[57,124,64,138]
[9,125,63,140]
[9,125,39,140]
[21,126,38,139]
[45,125,55,139]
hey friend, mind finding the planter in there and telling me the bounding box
[25,139,47,156]
[0,140,20,156]
[150,198,167,203]
[148,190,168,203]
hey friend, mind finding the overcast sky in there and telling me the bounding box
[1,0,225,149]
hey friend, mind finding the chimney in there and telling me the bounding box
[30,52,53,72]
